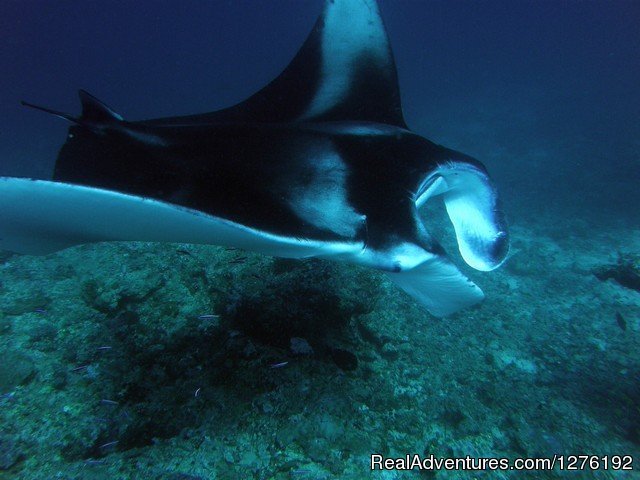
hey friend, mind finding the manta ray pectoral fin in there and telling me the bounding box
[0,177,362,257]
[147,0,406,127]
[416,159,509,272]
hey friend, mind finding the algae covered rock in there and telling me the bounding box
[0,434,24,470]
[0,291,49,316]
[0,348,35,392]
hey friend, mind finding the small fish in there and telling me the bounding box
[34,307,47,314]
[99,440,119,450]
[96,346,112,351]
[84,459,106,466]
[269,361,289,369]
[198,314,219,320]
[100,399,119,406]
[292,469,312,477]
[229,257,248,264]
[616,312,627,331]
[195,387,201,397]
[0,392,15,401]
[70,365,89,372]
[176,248,193,256]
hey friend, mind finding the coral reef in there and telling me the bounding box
[0,219,639,479]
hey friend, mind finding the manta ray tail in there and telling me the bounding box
[21,89,123,130]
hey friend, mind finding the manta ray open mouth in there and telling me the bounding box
[0,0,508,317]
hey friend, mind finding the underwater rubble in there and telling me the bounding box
[0,223,639,479]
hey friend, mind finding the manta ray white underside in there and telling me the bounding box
[0,177,486,317]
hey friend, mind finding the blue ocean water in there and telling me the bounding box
[0,1,639,479]
[1,0,638,219]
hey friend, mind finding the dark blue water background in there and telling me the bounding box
[1,0,638,222]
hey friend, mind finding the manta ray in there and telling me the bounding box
[0,0,508,317]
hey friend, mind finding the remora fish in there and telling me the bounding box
[0,0,508,317]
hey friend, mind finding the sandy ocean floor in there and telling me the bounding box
[1,206,639,480]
